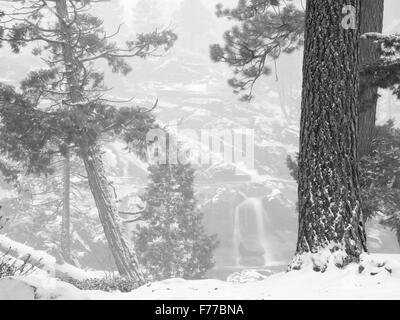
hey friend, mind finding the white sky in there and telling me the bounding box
[118,0,238,24]
[119,0,181,25]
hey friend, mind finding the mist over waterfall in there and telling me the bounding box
[234,198,273,267]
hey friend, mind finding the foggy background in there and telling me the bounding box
[1,0,400,279]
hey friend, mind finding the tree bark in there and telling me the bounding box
[82,146,144,282]
[55,0,144,282]
[55,0,76,266]
[358,0,384,158]
[55,0,83,104]
[60,151,72,263]
[291,0,367,271]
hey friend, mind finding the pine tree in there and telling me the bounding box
[0,0,177,282]
[210,0,385,152]
[361,33,400,97]
[360,121,400,226]
[357,33,400,246]
[210,0,304,100]
[135,163,218,281]
[290,0,366,271]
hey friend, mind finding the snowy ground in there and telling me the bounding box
[1,253,400,300]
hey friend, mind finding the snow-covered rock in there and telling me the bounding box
[227,270,270,283]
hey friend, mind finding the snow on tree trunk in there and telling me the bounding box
[82,146,145,283]
[358,0,384,157]
[291,0,367,271]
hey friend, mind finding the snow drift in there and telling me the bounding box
[1,253,400,300]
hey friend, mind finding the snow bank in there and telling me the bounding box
[0,276,89,300]
[86,254,400,300]
[1,254,400,300]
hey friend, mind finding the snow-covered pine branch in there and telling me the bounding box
[0,235,99,281]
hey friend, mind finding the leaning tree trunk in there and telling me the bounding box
[55,0,144,282]
[358,0,384,158]
[291,0,367,271]
[82,146,145,283]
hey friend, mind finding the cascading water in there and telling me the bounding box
[233,197,273,267]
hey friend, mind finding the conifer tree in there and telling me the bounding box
[361,33,400,97]
[357,33,400,244]
[136,163,218,281]
[210,0,304,100]
[0,0,177,282]
[290,0,366,271]
[288,31,400,245]
[210,0,384,152]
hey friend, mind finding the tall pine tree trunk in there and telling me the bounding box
[54,0,74,266]
[61,151,72,263]
[291,0,367,271]
[82,146,144,282]
[55,0,144,282]
[358,0,384,158]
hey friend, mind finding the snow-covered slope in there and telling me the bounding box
[1,254,400,300]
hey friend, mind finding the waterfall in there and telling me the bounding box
[233,197,273,267]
